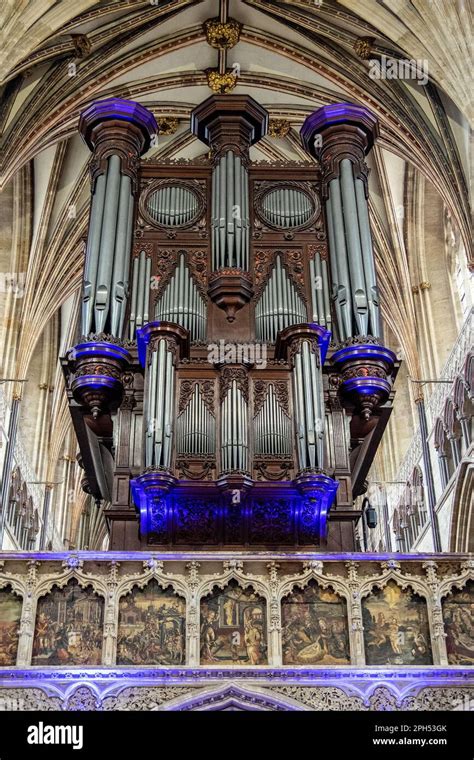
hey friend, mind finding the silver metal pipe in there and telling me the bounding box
[293,353,306,468]
[129,255,139,339]
[110,174,132,336]
[162,348,175,467]
[219,154,226,268]
[95,155,121,332]
[234,154,242,269]
[313,251,325,328]
[119,190,135,339]
[328,179,352,339]
[212,164,218,267]
[355,177,380,337]
[143,255,151,326]
[82,173,106,335]
[226,151,234,267]
[321,257,331,332]
[135,249,145,331]
[340,159,368,335]
[153,339,166,465]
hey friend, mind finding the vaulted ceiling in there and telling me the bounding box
[1,0,472,394]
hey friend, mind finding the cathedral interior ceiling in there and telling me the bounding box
[0,0,472,392]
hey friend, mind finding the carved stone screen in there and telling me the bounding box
[362,581,432,666]
[281,580,350,665]
[32,579,104,666]
[0,588,21,666]
[442,580,474,665]
[200,581,267,665]
[117,580,186,665]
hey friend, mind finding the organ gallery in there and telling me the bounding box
[0,0,472,718]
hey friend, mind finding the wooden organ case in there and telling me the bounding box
[62,96,399,552]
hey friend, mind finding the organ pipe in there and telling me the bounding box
[310,252,332,331]
[147,186,199,226]
[211,150,249,270]
[81,155,135,338]
[144,338,176,470]
[262,188,313,228]
[326,162,380,340]
[220,381,248,472]
[291,340,325,470]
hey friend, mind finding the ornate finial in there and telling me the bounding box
[354,37,375,60]
[71,34,91,59]
[223,560,244,572]
[62,555,83,570]
[268,119,291,138]
[203,18,242,49]
[206,69,237,93]
[143,557,164,572]
[302,560,324,574]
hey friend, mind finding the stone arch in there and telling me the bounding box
[161,683,309,711]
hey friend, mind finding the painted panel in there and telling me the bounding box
[281,580,350,665]
[362,581,432,665]
[200,581,267,665]
[443,580,474,665]
[117,580,186,665]
[0,588,21,666]
[32,580,104,666]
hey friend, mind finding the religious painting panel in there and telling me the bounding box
[362,580,432,665]
[0,588,22,666]
[117,580,186,665]
[442,581,474,665]
[31,579,104,666]
[281,580,350,665]
[200,580,267,665]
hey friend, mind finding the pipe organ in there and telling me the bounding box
[62,94,399,551]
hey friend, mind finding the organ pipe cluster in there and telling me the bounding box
[255,256,306,343]
[254,385,292,456]
[145,338,176,469]
[129,249,151,339]
[220,380,249,472]
[309,252,332,331]
[211,150,250,270]
[326,159,380,340]
[261,187,313,228]
[292,340,326,470]
[154,253,207,341]
[82,155,134,337]
[147,186,199,227]
[176,385,216,456]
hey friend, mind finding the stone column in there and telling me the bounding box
[102,561,120,666]
[0,392,20,549]
[16,560,40,666]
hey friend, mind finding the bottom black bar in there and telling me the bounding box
[0,710,472,758]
